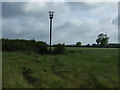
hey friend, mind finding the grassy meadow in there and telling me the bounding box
[2,47,118,88]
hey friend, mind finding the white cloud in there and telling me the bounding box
[24,2,47,13]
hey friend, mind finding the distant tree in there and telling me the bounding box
[76,42,81,46]
[96,39,100,45]
[86,44,90,47]
[96,34,109,46]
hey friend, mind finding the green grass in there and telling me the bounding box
[2,48,118,88]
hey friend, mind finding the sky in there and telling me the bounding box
[2,1,118,45]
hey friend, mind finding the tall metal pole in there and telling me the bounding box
[50,19,52,54]
[49,11,54,54]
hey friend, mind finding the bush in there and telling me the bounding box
[53,44,65,54]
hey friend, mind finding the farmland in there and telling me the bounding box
[2,47,118,88]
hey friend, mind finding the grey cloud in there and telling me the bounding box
[66,2,103,11]
[66,2,92,11]
[2,17,49,42]
[2,2,118,44]
[53,18,101,44]
[2,2,47,19]
[112,17,118,25]
[2,2,26,18]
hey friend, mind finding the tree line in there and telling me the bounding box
[1,38,65,54]
[1,33,119,54]
[2,39,48,54]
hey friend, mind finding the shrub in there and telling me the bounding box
[53,44,65,54]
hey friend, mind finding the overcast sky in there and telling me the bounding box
[2,2,118,45]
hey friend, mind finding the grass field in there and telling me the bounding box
[2,48,118,88]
